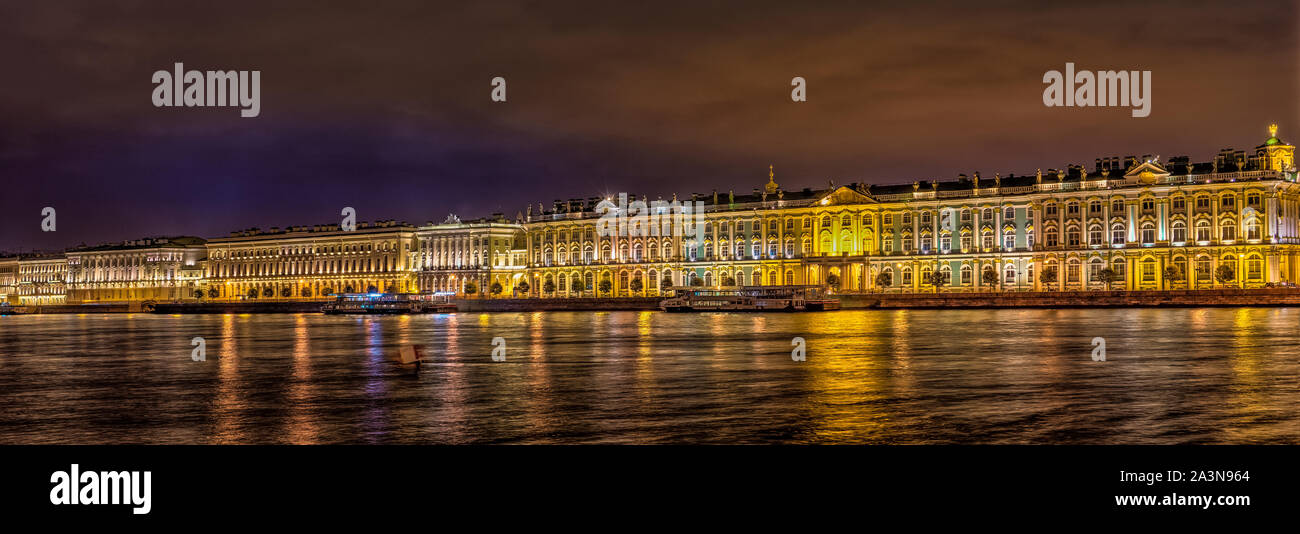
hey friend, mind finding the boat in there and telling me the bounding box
[0,303,25,316]
[659,285,841,312]
[321,292,458,315]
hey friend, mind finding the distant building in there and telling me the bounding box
[65,236,207,304]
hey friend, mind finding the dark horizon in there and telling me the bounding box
[1,0,1296,252]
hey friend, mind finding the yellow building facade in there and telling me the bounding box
[522,126,1298,296]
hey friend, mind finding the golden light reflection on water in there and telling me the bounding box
[212,313,242,444]
[286,314,318,444]
[1224,307,1267,441]
[802,311,891,442]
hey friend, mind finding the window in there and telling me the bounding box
[1067,260,1081,283]
[1113,225,1128,245]
[961,209,972,222]
[1003,207,1015,220]
[1067,227,1081,247]
[1195,196,1211,210]
[1221,225,1236,241]
[1221,195,1235,209]
[1246,219,1260,241]
[960,235,972,251]
[1089,225,1103,245]
[1067,202,1080,215]
[902,212,912,224]
[940,235,951,252]
[960,264,972,285]
[1045,203,1058,216]
[1141,224,1155,244]
[862,215,872,228]
[1141,259,1157,283]
[1171,221,1186,243]
[883,213,892,226]
[1089,201,1102,215]
[982,231,994,250]
[1196,257,1212,280]
[1112,199,1125,213]
[1247,255,1263,281]
[1003,232,1015,250]
[1247,193,1261,207]
[1046,228,1059,247]
[1195,220,1212,242]
[1172,197,1185,211]
[1141,199,1155,211]
[921,211,931,224]
[1089,259,1103,282]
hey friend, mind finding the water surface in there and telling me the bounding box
[1,309,1297,444]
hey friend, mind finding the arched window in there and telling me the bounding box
[1171,220,1187,243]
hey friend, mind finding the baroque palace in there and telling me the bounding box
[1,126,1296,305]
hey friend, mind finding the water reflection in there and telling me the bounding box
[1,309,1299,444]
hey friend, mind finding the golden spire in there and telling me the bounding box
[1269,123,1279,138]
[765,164,779,194]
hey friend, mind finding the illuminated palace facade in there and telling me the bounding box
[201,216,524,301]
[0,126,1295,305]
[521,126,1297,295]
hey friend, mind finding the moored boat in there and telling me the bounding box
[659,285,840,312]
[321,292,457,315]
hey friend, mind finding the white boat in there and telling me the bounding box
[659,285,840,312]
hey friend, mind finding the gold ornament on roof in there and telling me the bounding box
[765,165,779,194]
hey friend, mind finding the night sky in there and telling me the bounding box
[0,0,1295,252]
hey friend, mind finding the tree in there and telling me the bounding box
[207,287,219,299]
[874,271,892,291]
[826,273,841,288]
[301,287,313,298]
[928,270,949,292]
[722,276,736,286]
[247,288,259,299]
[490,281,503,296]
[344,285,355,293]
[543,279,556,295]
[689,277,704,287]
[322,287,335,296]
[660,278,673,296]
[598,279,613,295]
[193,289,205,300]
[1041,266,1059,289]
[1164,265,1184,290]
[464,281,478,295]
[516,281,530,295]
[280,287,292,298]
[630,277,643,293]
[1215,264,1235,286]
[262,287,274,298]
[385,285,397,294]
[981,268,999,289]
[1097,268,1118,291]
[366,285,378,294]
